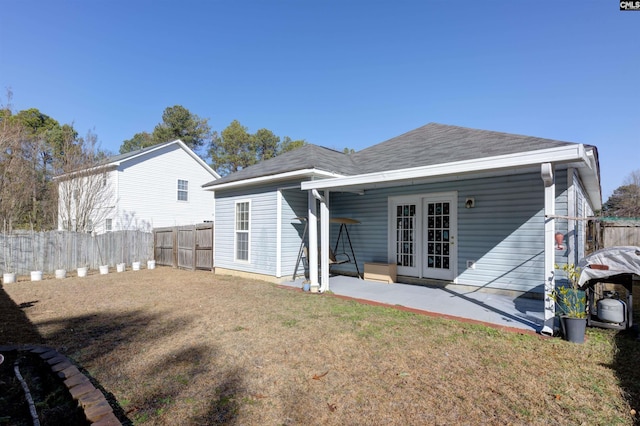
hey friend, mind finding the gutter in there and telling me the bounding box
[301,145,594,191]
[203,169,346,191]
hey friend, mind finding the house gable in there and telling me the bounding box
[57,140,219,233]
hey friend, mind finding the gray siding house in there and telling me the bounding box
[204,123,601,332]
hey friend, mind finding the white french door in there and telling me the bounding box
[422,195,457,280]
[389,192,457,281]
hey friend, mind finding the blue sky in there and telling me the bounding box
[1,1,638,200]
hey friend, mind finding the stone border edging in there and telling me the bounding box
[0,344,121,425]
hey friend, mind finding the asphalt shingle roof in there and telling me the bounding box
[352,123,576,173]
[205,123,582,188]
[203,144,359,187]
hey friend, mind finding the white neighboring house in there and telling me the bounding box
[57,140,220,234]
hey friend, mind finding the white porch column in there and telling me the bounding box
[276,190,282,278]
[320,190,330,292]
[308,190,319,289]
[541,162,556,336]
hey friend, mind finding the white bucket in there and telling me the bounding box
[117,263,126,273]
[3,272,16,284]
[99,265,109,275]
[30,271,43,281]
[132,261,141,271]
[77,267,88,277]
[147,260,156,270]
[55,269,66,279]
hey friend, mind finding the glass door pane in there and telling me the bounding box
[425,201,451,272]
[396,204,416,267]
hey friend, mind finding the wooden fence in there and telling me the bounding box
[588,219,640,250]
[0,230,154,275]
[154,223,214,271]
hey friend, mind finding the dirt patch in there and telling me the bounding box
[2,268,638,425]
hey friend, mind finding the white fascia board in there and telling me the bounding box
[302,145,591,191]
[110,140,176,166]
[204,169,345,192]
[53,164,115,181]
[576,147,602,211]
[173,140,221,179]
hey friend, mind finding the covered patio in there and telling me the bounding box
[283,275,545,334]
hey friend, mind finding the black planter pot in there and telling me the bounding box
[561,316,587,344]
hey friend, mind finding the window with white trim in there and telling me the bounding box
[235,201,250,261]
[177,179,188,201]
[105,218,113,232]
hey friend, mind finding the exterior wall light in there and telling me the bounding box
[465,197,475,209]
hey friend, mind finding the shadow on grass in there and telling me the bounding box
[0,288,43,344]
[191,366,245,425]
[612,326,640,425]
[128,344,243,425]
[15,305,246,424]
[33,310,195,424]
[35,310,172,364]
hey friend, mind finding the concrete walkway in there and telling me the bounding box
[282,275,545,334]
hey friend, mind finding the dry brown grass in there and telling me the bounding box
[1,267,638,425]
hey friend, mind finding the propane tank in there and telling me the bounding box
[597,298,626,324]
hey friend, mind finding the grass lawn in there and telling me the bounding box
[1,267,639,425]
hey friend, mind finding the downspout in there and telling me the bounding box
[541,163,556,336]
[567,167,576,264]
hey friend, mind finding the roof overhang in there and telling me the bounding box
[204,169,347,191]
[302,144,602,210]
[53,164,116,181]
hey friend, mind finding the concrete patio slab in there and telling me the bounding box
[282,275,544,334]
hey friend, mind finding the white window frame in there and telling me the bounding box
[235,200,251,262]
[177,179,189,202]
[105,218,113,232]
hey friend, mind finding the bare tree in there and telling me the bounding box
[55,130,114,232]
[0,93,31,230]
[603,169,640,217]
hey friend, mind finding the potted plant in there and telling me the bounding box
[552,263,587,343]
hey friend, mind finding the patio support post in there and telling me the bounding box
[320,190,330,292]
[308,190,319,289]
[541,162,556,336]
